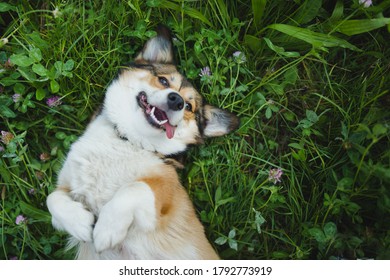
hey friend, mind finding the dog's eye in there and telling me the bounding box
[185,102,193,112]
[158,77,169,88]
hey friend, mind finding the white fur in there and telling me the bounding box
[47,115,167,258]
[47,190,94,242]
[93,182,156,252]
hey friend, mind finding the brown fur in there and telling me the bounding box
[138,164,219,259]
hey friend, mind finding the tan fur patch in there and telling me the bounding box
[57,185,71,193]
[138,165,178,227]
[137,164,219,259]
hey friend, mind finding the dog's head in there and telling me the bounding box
[103,26,239,155]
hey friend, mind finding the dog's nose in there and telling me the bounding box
[167,92,184,111]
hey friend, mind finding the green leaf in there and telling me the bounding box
[214,186,222,203]
[288,142,304,150]
[32,63,48,76]
[147,0,212,26]
[372,123,387,137]
[215,197,236,207]
[19,201,51,223]
[308,227,326,243]
[336,18,390,36]
[13,83,26,94]
[306,110,319,123]
[267,23,360,51]
[0,3,17,12]
[284,66,298,85]
[293,0,322,24]
[323,222,337,238]
[253,209,266,233]
[265,107,272,119]
[55,132,67,140]
[50,80,60,93]
[244,35,262,52]
[263,37,300,57]
[182,6,212,27]
[337,177,353,191]
[29,48,42,62]
[228,239,238,251]
[63,59,75,71]
[10,54,34,67]
[329,1,344,22]
[36,88,46,101]
[341,121,348,139]
[0,105,16,118]
[17,66,38,81]
[267,83,284,95]
[27,31,49,50]
[215,236,227,245]
[252,0,266,28]
[228,229,236,239]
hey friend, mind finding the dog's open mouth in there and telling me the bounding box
[137,92,176,139]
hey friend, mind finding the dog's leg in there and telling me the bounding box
[93,182,156,253]
[46,187,95,242]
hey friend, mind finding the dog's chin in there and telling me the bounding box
[136,92,177,139]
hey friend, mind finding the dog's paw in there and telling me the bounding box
[62,206,95,242]
[93,210,133,253]
[47,191,95,242]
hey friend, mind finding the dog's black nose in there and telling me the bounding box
[168,92,184,111]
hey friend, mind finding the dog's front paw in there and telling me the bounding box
[61,206,95,242]
[47,191,95,242]
[93,210,133,253]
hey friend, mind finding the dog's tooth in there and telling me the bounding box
[150,106,155,116]
[159,120,168,125]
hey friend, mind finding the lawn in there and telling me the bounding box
[0,0,389,260]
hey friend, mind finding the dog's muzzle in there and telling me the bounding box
[137,92,178,139]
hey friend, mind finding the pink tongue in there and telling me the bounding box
[162,122,176,139]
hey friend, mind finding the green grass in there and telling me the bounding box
[1,0,389,260]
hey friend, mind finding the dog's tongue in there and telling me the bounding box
[162,122,176,139]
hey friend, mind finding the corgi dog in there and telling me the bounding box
[46,26,239,260]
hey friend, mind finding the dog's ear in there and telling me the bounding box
[202,105,240,138]
[135,25,175,64]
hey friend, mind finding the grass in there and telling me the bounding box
[1,0,389,260]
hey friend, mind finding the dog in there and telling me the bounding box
[46,25,239,260]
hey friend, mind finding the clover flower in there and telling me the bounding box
[0,38,9,47]
[268,168,283,184]
[233,51,246,64]
[35,171,44,181]
[15,215,26,225]
[28,188,36,196]
[4,58,13,69]
[359,0,372,7]
[199,66,211,77]
[1,131,14,145]
[52,7,62,18]
[46,96,62,107]
[12,93,22,103]
[39,153,51,161]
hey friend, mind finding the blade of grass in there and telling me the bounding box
[335,18,390,36]
[266,23,361,51]
[252,0,266,29]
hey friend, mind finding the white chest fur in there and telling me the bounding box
[57,115,163,214]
